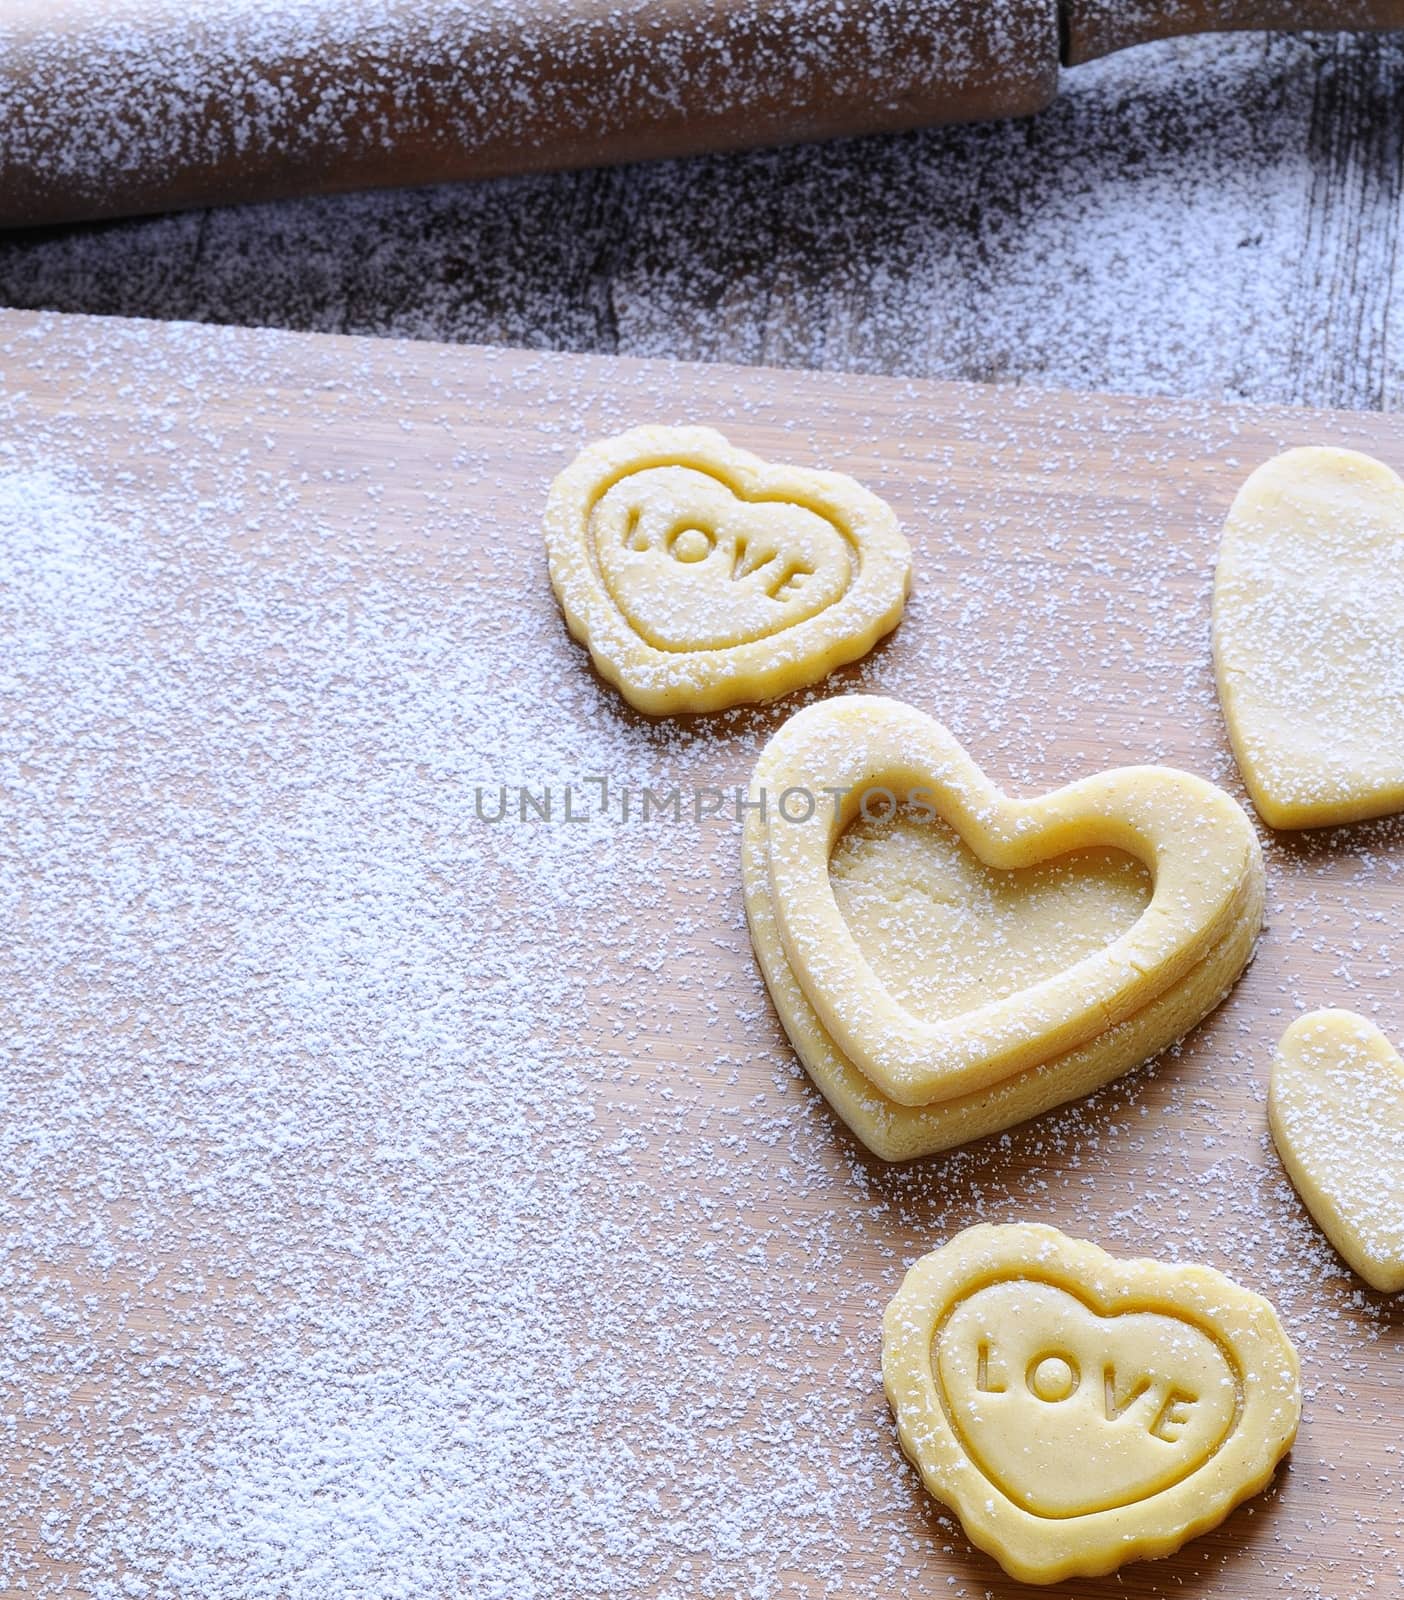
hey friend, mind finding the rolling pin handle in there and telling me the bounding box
[1062,0,1404,66]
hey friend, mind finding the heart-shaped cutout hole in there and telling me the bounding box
[831,807,1152,1026]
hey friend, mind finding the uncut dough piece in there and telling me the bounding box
[544,425,911,714]
[741,696,1264,1156]
[1213,446,1404,828]
[1269,1009,1404,1293]
[883,1223,1301,1585]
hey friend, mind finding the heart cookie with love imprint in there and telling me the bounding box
[1270,1009,1404,1293]
[883,1224,1300,1584]
[742,696,1264,1159]
[544,425,911,714]
[1213,446,1404,828]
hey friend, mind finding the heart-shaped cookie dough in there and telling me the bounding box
[1213,446,1404,828]
[884,1224,1300,1585]
[1269,1009,1404,1293]
[742,697,1263,1153]
[545,426,910,714]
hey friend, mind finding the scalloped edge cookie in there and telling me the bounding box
[544,425,911,714]
[883,1223,1300,1584]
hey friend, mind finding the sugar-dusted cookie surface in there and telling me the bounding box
[883,1223,1301,1585]
[1213,446,1404,829]
[1269,1009,1404,1294]
[544,425,910,714]
[742,695,1264,1158]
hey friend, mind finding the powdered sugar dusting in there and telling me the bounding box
[0,0,1053,225]
[0,309,1401,1597]
[6,32,1404,410]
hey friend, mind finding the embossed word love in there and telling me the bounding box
[545,425,910,714]
[883,1224,1300,1584]
[942,1281,1238,1518]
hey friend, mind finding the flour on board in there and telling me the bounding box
[0,312,1400,1596]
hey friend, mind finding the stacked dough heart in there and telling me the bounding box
[743,695,1264,1160]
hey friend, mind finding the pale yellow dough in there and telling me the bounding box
[544,426,911,714]
[1269,1009,1404,1293]
[1213,446,1404,828]
[883,1223,1301,1585]
[742,696,1264,1159]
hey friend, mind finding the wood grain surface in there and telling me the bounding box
[5,31,1404,412]
[5,2,1404,225]
[0,308,1400,1597]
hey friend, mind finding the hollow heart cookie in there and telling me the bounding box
[1269,1009,1404,1293]
[741,696,1264,1158]
[883,1223,1300,1584]
[544,426,910,714]
[1213,447,1404,828]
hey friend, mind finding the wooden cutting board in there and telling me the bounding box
[0,308,1400,1598]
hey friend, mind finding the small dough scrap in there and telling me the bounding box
[1213,446,1404,828]
[742,696,1264,1157]
[1269,1008,1404,1293]
[883,1223,1301,1585]
[544,425,911,714]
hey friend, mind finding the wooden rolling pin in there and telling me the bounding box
[2,0,1402,227]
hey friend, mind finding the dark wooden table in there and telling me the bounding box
[2,29,1402,411]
